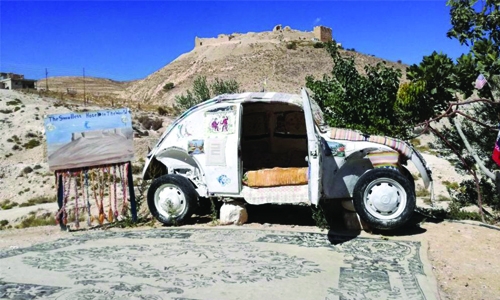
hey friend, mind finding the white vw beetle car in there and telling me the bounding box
[142,88,432,230]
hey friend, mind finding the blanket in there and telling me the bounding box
[243,167,308,187]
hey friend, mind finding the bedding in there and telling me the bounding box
[242,167,308,187]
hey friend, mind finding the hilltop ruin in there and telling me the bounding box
[194,25,333,48]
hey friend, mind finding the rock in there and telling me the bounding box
[343,210,371,231]
[341,199,355,212]
[219,201,248,225]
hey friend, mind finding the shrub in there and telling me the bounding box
[23,139,41,149]
[157,106,175,116]
[132,164,143,174]
[313,42,324,48]
[16,212,55,229]
[442,180,459,191]
[416,186,431,197]
[19,196,56,207]
[453,178,500,211]
[25,132,38,138]
[22,166,33,174]
[1,200,19,210]
[6,99,22,106]
[286,41,297,50]
[175,76,240,111]
[163,82,175,91]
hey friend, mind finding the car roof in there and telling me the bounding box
[216,92,303,106]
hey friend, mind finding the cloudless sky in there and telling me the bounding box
[0,1,469,82]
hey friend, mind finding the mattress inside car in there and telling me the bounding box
[242,167,308,187]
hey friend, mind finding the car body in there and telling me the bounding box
[142,88,433,230]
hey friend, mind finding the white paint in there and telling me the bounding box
[301,88,322,205]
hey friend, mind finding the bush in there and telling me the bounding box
[22,166,33,174]
[442,180,459,191]
[6,99,22,106]
[25,132,38,138]
[19,196,56,207]
[453,178,500,211]
[175,76,240,111]
[16,212,55,229]
[132,164,143,174]
[313,42,324,48]
[163,82,175,91]
[157,106,176,116]
[23,139,41,149]
[286,41,297,50]
[1,199,19,210]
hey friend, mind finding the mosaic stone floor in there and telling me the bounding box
[0,228,440,300]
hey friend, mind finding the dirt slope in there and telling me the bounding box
[122,29,408,105]
[35,76,134,97]
[33,28,408,106]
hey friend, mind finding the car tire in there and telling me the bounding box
[353,168,416,230]
[147,174,198,225]
[400,166,416,191]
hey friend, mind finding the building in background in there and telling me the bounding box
[0,72,36,90]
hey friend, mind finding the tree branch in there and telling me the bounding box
[453,116,496,180]
[427,125,486,222]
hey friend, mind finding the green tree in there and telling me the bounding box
[305,42,408,137]
[401,0,500,220]
[174,76,241,111]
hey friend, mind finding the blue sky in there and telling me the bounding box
[1,1,469,82]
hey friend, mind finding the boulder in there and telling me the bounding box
[220,201,248,225]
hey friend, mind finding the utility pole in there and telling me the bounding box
[45,68,48,91]
[83,68,86,106]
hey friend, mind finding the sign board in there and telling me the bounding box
[44,108,134,171]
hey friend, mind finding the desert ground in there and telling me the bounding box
[0,89,499,299]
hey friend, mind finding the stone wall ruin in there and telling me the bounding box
[313,25,332,42]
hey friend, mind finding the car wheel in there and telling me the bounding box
[147,174,198,225]
[353,168,416,230]
[400,166,416,191]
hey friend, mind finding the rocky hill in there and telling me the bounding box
[122,27,408,106]
[36,76,135,99]
[40,26,409,106]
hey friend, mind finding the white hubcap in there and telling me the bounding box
[363,177,407,220]
[154,184,186,218]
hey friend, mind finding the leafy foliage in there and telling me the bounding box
[450,178,500,211]
[163,82,175,91]
[313,42,324,49]
[305,42,408,137]
[286,41,297,50]
[402,0,500,218]
[175,76,241,111]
